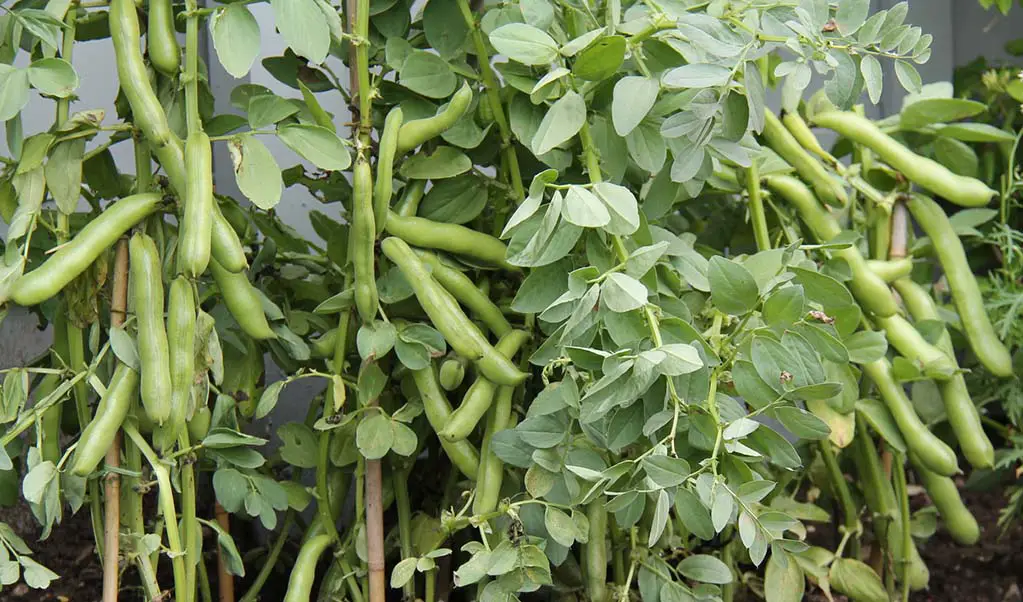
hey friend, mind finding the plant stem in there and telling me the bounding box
[179,432,199,602]
[123,430,162,599]
[424,570,436,602]
[393,464,415,601]
[818,441,860,557]
[747,162,770,251]
[215,503,235,602]
[237,510,294,602]
[125,423,189,602]
[888,199,908,259]
[102,237,129,602]
[198,552,214,602]
[893,454,912,602]
[184,0,200,134]
[455,0,524,201]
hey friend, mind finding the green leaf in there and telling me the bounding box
[489,23,559,66]
[765,552,805,602]
[678,554,733,584]
[418,175,487,224]
[422,0,469,58]
[774,406,830,440]
[593,182,640,235]
[674,488,714,540]
[763,286,805,328]
[662,64,732,88]
[562,186,610,228]
[278,422,318,468]
[248,94,300,129]
[108,327,140,372]
[612,76,659,136]
[271,0,330,64]
[277,124,350,171]
[572,35,626,81]
[399,51,457,98]
[210,4,261,78]
[255,380,286,419]
[399,146,472,179]
[27,58,77,97]
[642,455,691,488]
[844,330,888,364]
[544,506,575,546]
[391,557,418,588]
[894,60,922,94]
[19,557,58,590]
[0,66,30,121]
[900,98,987,129]
[835,0,870,33]
[860,54,882,104]
[708,256,759,315]
[229,134,283,210]
[790,267,854,309]
[356,413,394,459]
[936,122,1015,143]
[600,273,647,313]
[213,468,250,512]
[44,138,84,214]
[532,91,586,156]
[357,320,396,360]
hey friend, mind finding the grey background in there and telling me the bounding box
[3,0,1022,431]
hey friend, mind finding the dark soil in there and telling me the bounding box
[0,483,1019,601]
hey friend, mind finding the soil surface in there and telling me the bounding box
[0,483,1019,601]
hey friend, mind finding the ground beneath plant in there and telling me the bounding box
[0,486,1019,601]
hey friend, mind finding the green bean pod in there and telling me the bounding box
[411,364,479,479]
[311,328,338,359]
[862,358,959,476]
[36,374,61,464]
[414,249,512,337]
[385,212,514,270]
[395,82,473,156]
[11,193,163,307]
[763,175,898,316]
[178,131,214,278]
[473,385,514,516]
[70,363,138,477]
[866,257,913,282]
[583,499,608,602]
[156,276,194,452]
[780,110,830,160]
[146,0,180,76]
[110,0,187,193]
[209,259,276,340]
[381,237,526,386]
[906,194,1013,377]
[187,405,211,442]
[875,314,957,380]
[210,201,247,272]
[283,534,333,602]
[813,111,997,207]
[893,278,994,469]
[438,357,466,391]
[762,109,848,207]
[908,453,979,545]
[352,156,378,323]
[394,179,426,218]
[850,422,929,590]
[440,330,529,443]
[130,232,173,425]
[374,107,403,233]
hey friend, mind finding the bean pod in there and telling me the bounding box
[146,0,180,77]
[395,82,473,156]
[373,107,403,232]
[352,155,378,323]
[893,277,994,469]
[472,384,514,515]
[410,364,480,480]
[209,259,276,340]
[875,313,956,380]
[210,201,248,272]
[385,212,514,271]
[908,453,979,545]
[12,193,163,307]
[906,194,1013,377]
[813,111,997,208]
[130,232,173,425]
[762,109,847,207]
[70,363,138,477]
[415,249,512,337]
[862,358,959,476]
[283,534,333,602]
[178,131,214,278]
[157,276,195,452]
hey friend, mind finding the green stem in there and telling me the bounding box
[747,163,770,251]
[197,550,214,602]
[455,0,524,201]
[124,436,162,599]
[124,424,188,602]
[578,119,603,185]
[238,511,295,602]
[178,432,199,602]
[393,465,415,601]
[818,442,860,557]
[424,570,436,602]
[184,0,200,134]
[69,328,104,560]
[893,453,912,602]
